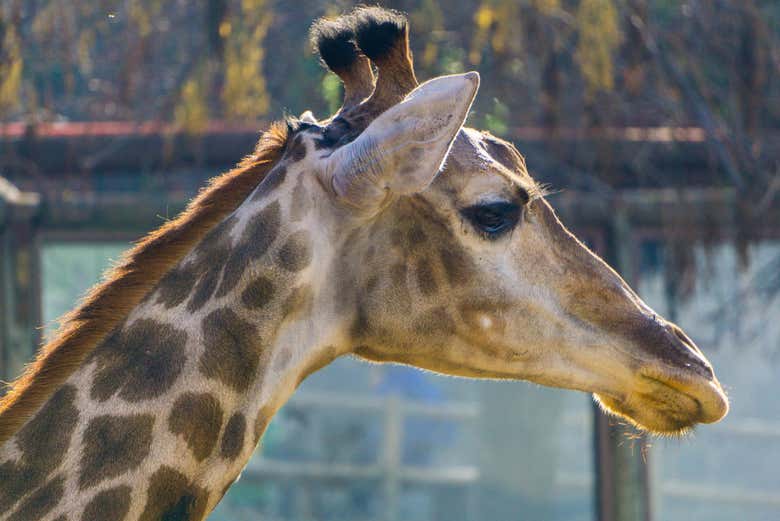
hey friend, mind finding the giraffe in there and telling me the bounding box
[0,7,728,520]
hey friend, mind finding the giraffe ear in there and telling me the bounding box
[330,72,480,212]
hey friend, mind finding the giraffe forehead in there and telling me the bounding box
[435,128,536,202]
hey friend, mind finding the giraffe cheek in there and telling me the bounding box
[459,305,506,336]
[478,314,494,331]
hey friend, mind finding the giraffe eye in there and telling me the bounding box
[461,202,521,239]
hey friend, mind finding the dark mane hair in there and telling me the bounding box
[0,121,290,444]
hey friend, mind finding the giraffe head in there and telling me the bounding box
[276,7,728,434]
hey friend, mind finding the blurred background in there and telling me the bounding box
[1,1,779,520]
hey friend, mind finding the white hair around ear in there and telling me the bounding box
[299,110,318,124]
[330,71,480,213]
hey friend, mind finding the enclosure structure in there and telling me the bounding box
[0,122,778,521]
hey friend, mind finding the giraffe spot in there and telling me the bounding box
[242,201,282,249]
[400,164,419,178]
[168,392,224,462]
[199,308,260,392]
[215,253,248,301]
[185,217,237,311]
[408,147,425,163]
[350,308,372,340]
[406,224,427,246]
[186,254,228,312]
[281,284,313,320]
[438,245,473,285]
[0,461,24,512]
[241,276,275,309]
[390,229,404,247]
[216,201,281,297]
[364,245,376,263]
[81,485,132,521]
[91,320,187,403]
[277,230,312,272]
[203,214,238,243]
[365,275,379,294]
[8,474,64,521]
[140,466,208,521]
[220,413,247,461]
[252,165,287,201]
[0,385,78,512]
[414,307,456,337]
[79,414,154,489]
[17,385,78,465]
[390,263,407,286]
[156,265,198,309]
[415,258,438,296]
[288,134,307,162]
[290,175,309,222]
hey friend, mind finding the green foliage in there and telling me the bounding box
[0,8,23,114]
[174,71,210,133]
[484,97,510,136]
[221,0,272,121]
[321,73,342,115]
[575,0,620,95]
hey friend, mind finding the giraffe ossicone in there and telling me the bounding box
[0,6,727,520]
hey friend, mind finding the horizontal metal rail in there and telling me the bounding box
[661,481,780,507]
[244,460,480,485]
[285,391,480,420]
[707,417,780,438]
[242,392,481,521]
[560,473,780,508]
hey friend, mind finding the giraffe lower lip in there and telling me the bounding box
[594,391,698,434]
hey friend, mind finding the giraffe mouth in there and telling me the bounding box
[594,367,728,435]
[638,367,728,424]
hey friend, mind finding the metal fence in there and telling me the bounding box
[241,392,481,521]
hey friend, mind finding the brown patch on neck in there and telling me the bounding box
[81,485,132,521]
[0,121,289,445]
[140,466,209,521]
[7,473,64,521]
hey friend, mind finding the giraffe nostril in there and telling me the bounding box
[667,323,713,379]
[670,324,698,353]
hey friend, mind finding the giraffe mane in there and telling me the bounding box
[0,121,290,444]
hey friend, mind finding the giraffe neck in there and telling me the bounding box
[0,165,347,520]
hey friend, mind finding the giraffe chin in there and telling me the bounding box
[593,373,729,436]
